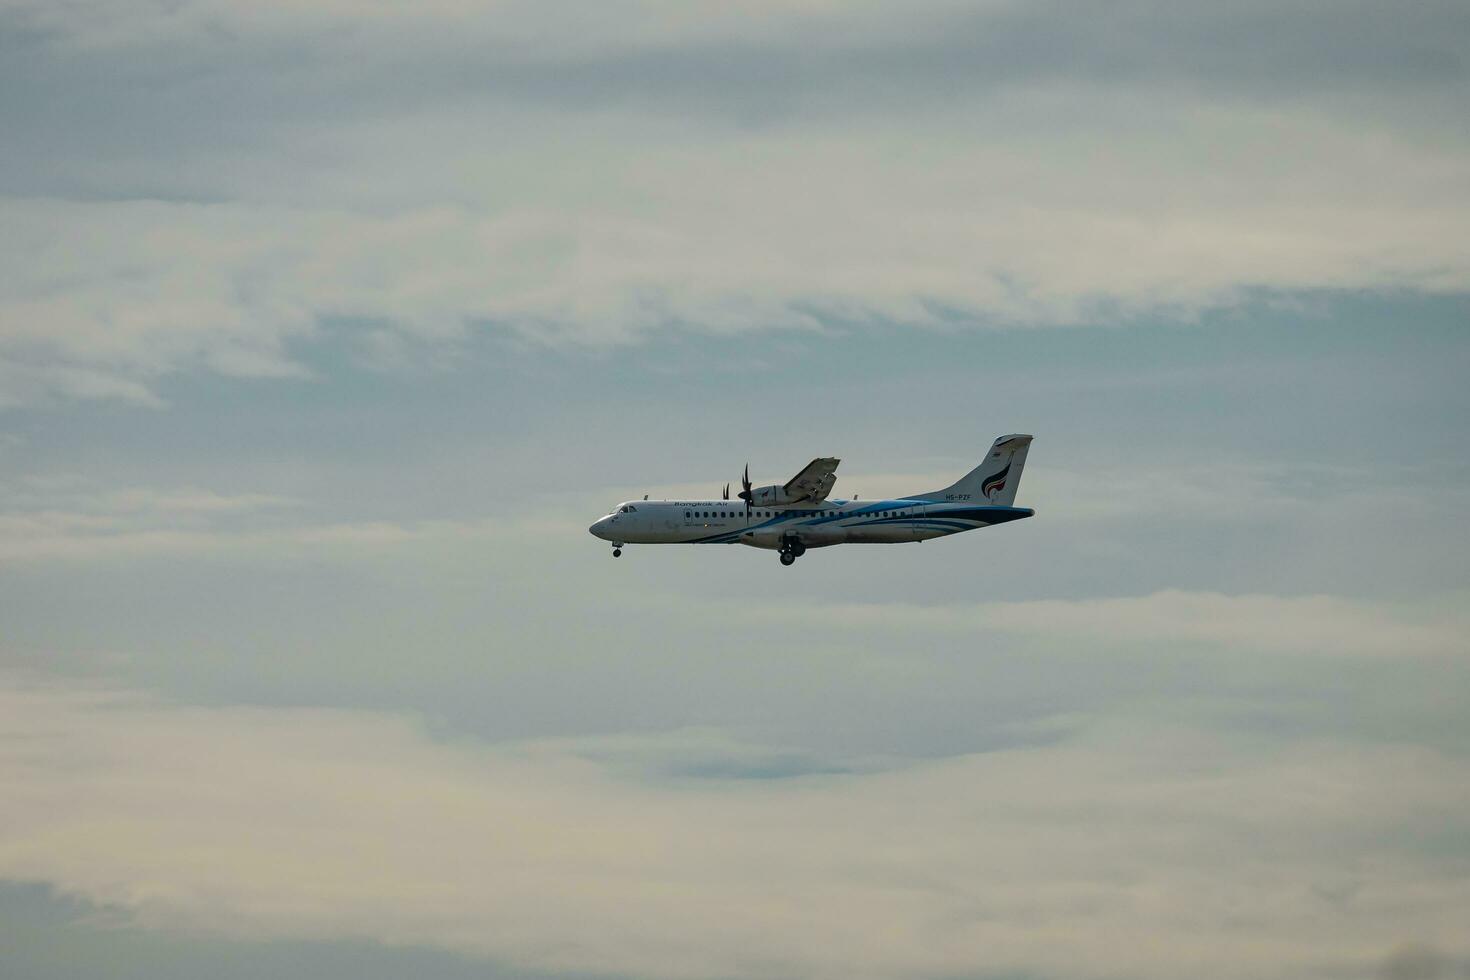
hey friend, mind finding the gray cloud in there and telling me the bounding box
[2,0,1468,404]
[0,881,606,980]
[3,7,1468,976]
[7,1,1466,114]
[2,675,1467,980]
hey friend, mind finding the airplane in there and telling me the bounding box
[589,434,1034,566]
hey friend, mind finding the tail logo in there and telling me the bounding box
[981,462,1010,501]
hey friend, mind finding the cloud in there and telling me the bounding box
[0,469,601,564]
[1,675,1467,980]
[1379,944,1461,980]
[8,0,1466,101]
[3,479,1463,654]
[0,357,164,409]
[0,479,316,562]
[0,510,515,564]
[90,488,297,516]
[2,0,1468,404]
[763,590,1470,658]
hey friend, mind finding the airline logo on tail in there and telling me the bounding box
[981,463,1010,501]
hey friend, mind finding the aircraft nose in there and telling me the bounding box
[589,517,609,539]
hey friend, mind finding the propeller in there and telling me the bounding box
[722,483,730,501]
[737,463,753,518]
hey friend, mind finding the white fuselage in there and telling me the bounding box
[588,498,1033,551]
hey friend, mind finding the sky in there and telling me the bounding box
[2,2,1469,978]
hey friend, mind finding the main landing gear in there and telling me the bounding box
[778,537,806,567]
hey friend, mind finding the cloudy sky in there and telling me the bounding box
[2,1,1469,978]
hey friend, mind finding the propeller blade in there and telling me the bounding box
[723,483,730,501]
[740,463,753,516]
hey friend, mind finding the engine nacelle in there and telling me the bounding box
[743,470,837,507]
[744,484,800,507]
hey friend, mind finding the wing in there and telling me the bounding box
[784,457,841,503]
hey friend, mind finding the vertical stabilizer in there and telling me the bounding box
[905,434,1033,505]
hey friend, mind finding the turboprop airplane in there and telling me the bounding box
[589,434,1034,566]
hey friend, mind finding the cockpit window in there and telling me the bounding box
[619,505,637,513]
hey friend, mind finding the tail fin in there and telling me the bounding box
[905,434,1033,505]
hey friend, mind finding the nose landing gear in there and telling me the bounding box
[611,543,624,558]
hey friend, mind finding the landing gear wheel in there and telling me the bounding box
[612,548,622,558]
[779,535,805,564]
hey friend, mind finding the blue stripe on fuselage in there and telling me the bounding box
[682,503,1030,543]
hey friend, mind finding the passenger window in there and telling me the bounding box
[684,511,690,518]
